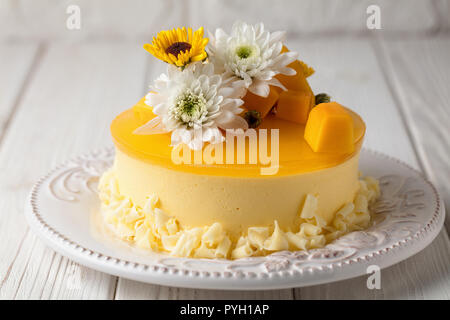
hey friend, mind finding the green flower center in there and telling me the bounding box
[173,91,207,127]
[236,45,253,59]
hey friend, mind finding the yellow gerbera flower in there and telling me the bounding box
[144,27,209,67]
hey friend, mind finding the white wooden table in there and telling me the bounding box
[0,0,449,299]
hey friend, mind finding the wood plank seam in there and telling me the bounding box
[12,230,38,299]
[38,251,56,299]
[26,242,50,298]
[370,39,427,173]
[0,229,29,290]
[48,256,64,299]
[111,277,119,300]
[371,37,450,235]
[0,42,45,149]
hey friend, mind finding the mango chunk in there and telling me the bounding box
[276,62,313,93]
[132,97,154,123]
[276,90,314,124]
[304,102,355,153]
[242,86,279,118]
[276,46,314,93]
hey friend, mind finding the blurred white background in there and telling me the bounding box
[0,0,448,41]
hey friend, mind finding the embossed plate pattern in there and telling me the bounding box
[25,148,445,290]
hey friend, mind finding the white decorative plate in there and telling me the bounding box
[25,148,445,290]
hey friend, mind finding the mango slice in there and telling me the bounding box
[132,97,154,124]
[276,46,314,93]
[304,102,355,153]
[276,90,314,124]
[242,86,279,118]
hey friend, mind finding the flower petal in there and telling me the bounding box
[277,66,297,76]
[216,112,249,130]
[248,80,270,97]
[202,127,225,144]
[273,51,298,68]
[266,77,286,91]
[221,98,244,111]
[269,30,286,44]
[133,117,167,135]
[145,92,164,106]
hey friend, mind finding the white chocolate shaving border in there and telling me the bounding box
[98,170,380,259]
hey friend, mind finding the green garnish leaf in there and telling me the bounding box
[315,93,331,105]
[244,110,262,128]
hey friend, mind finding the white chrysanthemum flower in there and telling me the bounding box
[133,62,248,150]
[208,21,299,97]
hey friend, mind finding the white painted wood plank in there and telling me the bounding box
[0,42,148,299]
[284,38,450,299]
[380,38,450,229]
[0,43,38,134]
[115,281,293,300]
[297,230,450,299]
[295,38,420,167]
[190,0,438,36]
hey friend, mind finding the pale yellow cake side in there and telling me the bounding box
[112,147,360,241]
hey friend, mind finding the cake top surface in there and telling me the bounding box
[110,21,367,177]
[111,101,365,177]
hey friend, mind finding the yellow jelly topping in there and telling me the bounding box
[111,98,365,177]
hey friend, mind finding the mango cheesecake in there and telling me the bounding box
[98,22,380,259]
